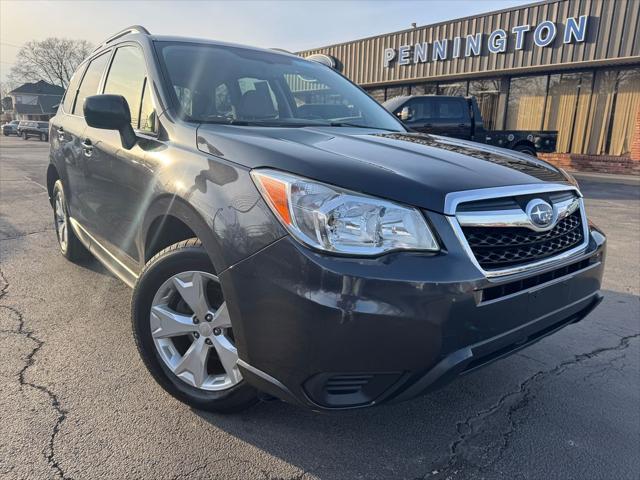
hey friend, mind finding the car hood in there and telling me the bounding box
[196,126,568,213]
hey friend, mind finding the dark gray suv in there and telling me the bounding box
[47,26,606,413]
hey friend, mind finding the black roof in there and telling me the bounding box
[10,80,64,96]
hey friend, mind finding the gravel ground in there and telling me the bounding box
[0,134,638,480]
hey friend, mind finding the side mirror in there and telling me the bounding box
[399,106,413,122]
[84,94,136,150]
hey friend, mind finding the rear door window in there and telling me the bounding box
[435,98,469,122]
[63,67,84,113]
[73,52,111,116]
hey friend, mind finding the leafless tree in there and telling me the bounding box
[9,38,93,89]
[0,80,18,100]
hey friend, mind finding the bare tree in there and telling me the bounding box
[9,38,93,89]
[0,80,18,100]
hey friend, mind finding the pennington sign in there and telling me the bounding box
[383,15,588,67]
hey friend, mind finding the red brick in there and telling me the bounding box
[538,152,640,176]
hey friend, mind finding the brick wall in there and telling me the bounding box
[631,107,640,162]
[539,153,640,175]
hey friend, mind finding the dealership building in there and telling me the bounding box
[299,0,640,174]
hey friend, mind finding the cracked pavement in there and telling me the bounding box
[0,135,638,479]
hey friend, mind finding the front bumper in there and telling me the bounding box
[220,212,606,410]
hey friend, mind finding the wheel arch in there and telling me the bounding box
[141,194,225,272]
[511,139,537,153]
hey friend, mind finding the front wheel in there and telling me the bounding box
[131,239,258,413]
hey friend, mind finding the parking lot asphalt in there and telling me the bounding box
[0,134,638,480]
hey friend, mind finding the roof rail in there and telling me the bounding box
[93,25,150,52]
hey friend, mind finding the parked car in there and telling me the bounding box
[16,120,28,136]
[383,95,558,156]
[1,120,20,136]
[19,121,49,141]
[47,26,605,413]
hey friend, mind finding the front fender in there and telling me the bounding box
[140,144,286,275]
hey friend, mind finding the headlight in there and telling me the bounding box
[251,169,439,256]
[559,168,580,189]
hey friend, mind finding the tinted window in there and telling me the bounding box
[405,98,435,122]
[157,42,404,131]
[238,77,279,118]
[74,52,110,116]
[138,79,156,133]
[214,83,233,117]
[104,46,147,128]
[436,98,467,121]
[63,67,84,113]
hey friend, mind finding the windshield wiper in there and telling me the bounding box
[198,117,251,126]
[326,122,402,132]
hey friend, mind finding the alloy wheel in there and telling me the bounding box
[54,192,68,252]
[150,271,242,391]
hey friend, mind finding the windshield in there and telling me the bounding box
[155,41,405,131]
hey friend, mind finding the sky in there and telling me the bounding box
[0,0,532,83]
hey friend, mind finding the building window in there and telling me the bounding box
[413,83,437,95]
[385,85,410,101]
[544,73,586,153]
[506,75,547,130]
[608,68,640,156]
[366,87,386,103]
[438,81,467,96]
[586,68,640,156]
[568,72,594,155]
[468,79,501,131]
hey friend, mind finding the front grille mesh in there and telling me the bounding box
[462,210,584,269]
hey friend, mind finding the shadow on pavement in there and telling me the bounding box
[194,289,639,479]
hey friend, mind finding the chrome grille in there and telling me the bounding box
[462,210,584,268]
[450,186,589,275]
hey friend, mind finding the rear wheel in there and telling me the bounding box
[514,144,537,157]
[132,239,258,413]
[52,180,89,261]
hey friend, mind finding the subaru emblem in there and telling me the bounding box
[526,199,554,229]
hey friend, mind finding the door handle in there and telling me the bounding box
[458,123,466,127]
[81,139,93,157]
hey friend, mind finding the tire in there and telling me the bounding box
[22,132,27,140]
[40,133,45,141]
[132,239,259,413]
[513,144,537,157]
[52,180,89,261]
